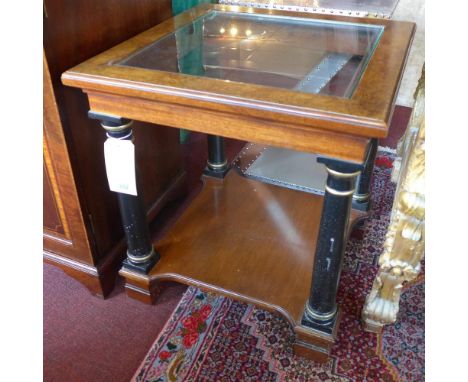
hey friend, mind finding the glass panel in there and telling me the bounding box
[172,0,214,16]
[118,11,383,98]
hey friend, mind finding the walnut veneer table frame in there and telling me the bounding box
[62,4,414,362]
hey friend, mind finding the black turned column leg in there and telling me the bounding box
[353,138,378,211]
[301,158,363,333]
[89,112,159,274]
[203,134,229,178]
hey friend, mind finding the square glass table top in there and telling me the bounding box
[62,3,415,155]
[118,11,383,98]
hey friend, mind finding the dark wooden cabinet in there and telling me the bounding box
[43,0,186,297]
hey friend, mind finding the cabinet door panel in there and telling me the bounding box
[43,54,94,264]
[43,161,65,236]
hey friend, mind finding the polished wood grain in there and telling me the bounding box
[44,0,184,263]
[44,0,172,85]
[43,0,186,297]
[87,90,370,163]
[121,170,365,325]
[43,55,93,263]
[44,55,185,295]
[43,162,65,234]
[62,4,415,164]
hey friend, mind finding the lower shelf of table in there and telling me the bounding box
[121,170,364,330]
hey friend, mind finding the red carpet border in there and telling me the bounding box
[132,153,425,382]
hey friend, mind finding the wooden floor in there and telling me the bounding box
[148,169,363,326]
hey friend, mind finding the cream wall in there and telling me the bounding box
[392,0,425,107]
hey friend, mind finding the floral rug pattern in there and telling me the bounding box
[133,154,424,382]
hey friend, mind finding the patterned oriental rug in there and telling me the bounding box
[132,153,425,382]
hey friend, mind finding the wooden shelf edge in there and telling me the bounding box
[120,170,366,324]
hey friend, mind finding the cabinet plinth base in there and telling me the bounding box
[293,309,342,362]
[119,170,365,362]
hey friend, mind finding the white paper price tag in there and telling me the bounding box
[103,138,137,196]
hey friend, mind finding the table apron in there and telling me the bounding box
[87,91,370,164]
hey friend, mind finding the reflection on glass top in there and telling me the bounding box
[118,11,383,98]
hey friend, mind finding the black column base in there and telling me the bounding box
[121,251,160,274]
[354,138,378,211]
[203,165,230,179]
[352,197,371,212]
[300,309,339,336]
